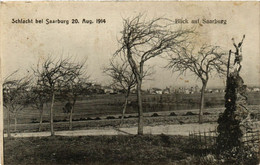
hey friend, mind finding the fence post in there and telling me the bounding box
[199,130,202,155]
[209,128,212,154]
[214,129,217,156]
[258,130,260,156]
[204,130,207,153]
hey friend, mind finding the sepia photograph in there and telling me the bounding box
[0,1,259,164]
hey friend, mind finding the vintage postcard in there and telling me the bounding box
[0,1,259,165]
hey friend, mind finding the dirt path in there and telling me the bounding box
[4,123,218,138]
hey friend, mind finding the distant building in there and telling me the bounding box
[162,88,170,94]
[155,90,163,94]
[103,86,115,94]
[131,89,136,94]
[252,88,260,92]
[206,89,213,93]
[148,88,163,94]
[213,89,220,93]
[184,89,190,94]
[194,85,200,93]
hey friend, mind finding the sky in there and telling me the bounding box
[1,2,259,89]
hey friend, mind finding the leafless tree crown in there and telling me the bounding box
[167,44,227,83]
[115,14,194,80]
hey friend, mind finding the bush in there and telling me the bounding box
[169,112,177,116]
[183,154,219,165]
[31,118,38,123]
[126,115,137,119]
[203,112,210,115]
[3,135,193,165]
[151,113,159,117]
[87,117,93,120]
[160,134,171,146]
[106,116,116,120]
[95,117,101,120]
[184,112,196,116]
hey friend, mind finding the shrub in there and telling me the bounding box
[106,116,116,120]
[126,115,137,118]
[184,154,219,165]
[160,134,171,146]
[151,113,159,117]
[95,117,101,120]
[31,118,38,123]
[87,117,93,120]
[184,112,196,116]
[169,112,177,116]
[203,112,210,115]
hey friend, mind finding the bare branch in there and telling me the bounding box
[167,44,228,83]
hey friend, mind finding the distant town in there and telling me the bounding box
[81,82,260,95]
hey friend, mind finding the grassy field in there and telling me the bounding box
[4,105,260,133]
[4,92,260,124]
[4,135,258,165]
[3,92,260,133]
[3,135,205,165]
[3,93,260,165]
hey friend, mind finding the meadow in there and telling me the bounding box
[3,92,260,165]
[3,135,214,165]
[3,92,260,133]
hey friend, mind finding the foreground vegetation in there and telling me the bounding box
[4,135,190,164]
[4,135,258,165]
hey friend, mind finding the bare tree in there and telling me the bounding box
[61,60,88,130]
[29,85,49,131]
[33,57,86,136]
[115,14,193,134]
[167,44,227,123]
[3,71,30,137]
[104,56,153,126]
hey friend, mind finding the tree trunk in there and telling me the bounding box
[137,80,144,135]
[199,81,207,124]
[120,89,130,126]
[14,113,17,132]
[7,109,11,138]
[50,92,55,136]
[69,100,76,130]
[126,49,144,135]
[39,105,44,132]
[120,97,128,126]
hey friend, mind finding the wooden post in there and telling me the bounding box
[214,129,217,144]
[209,128,212,146]
[257,130,260,157]
[204,130,207,152]
[199,131,202,155]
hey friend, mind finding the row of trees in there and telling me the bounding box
[3,57,88,137]
[3,14,228,137]
[105,14,227,135]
